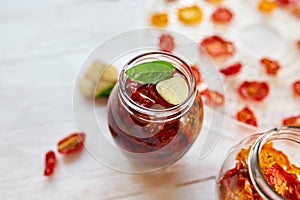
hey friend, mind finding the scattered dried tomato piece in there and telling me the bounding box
[190,64,202,84]
[200,35,235,57]
[159,34,175,53]
[57,132,86,154]
[238,81,269,101]
[293,6,300,19]
[204,0,223,3]
[236,106,258,127]
[297,40,300,50]
[260,57,281,75]
[211,7,233,24]
[258,0,277,13]
[44,150,56,176]
[276,0,291,7]
[282,115,300,126]
[178,5,203,25]
[220,62,242,76]
[150,12,169,27]
[293,80,300,96]
[200,88,224,106]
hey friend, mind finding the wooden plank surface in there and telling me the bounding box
[0,0,259,199]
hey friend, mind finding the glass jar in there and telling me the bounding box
[107,51,204,167]
[217,126,300,200]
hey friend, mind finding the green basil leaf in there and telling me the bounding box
[125,60,175,84]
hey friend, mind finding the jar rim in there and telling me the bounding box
[248,126,300,200]
[118,51,197,122]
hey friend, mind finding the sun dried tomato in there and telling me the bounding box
[297,40,300,49]
[44,150,56,176]
[258,0,277,13]
[148,84,173,108]
[282,115,300,126]
[150,12,169,27]
[293,80,300,96]
[238,81,269,101]
[260,57,280,75]
[236,107,258,127]
[265,164,300,199]
[220,62,242,76]
[57,132,86,154]
[200,35,235,57]
[190,64,202,84]
[178,5,203,25]
[276,0,291,6]
[159,34,175,53]
[204,0,223,3]
[200,88,224,106]
[211,7,233,24]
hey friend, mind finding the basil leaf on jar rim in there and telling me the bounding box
[125,60,175,84]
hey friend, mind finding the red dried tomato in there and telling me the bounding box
[276,0,291,7]
[159,34,175,53]
[44,150,56,176]
[190,64,202,84]
[211,7,233,24]
[260,57,280,75]
[219,62,242,76]
[298,40,300,49]
[282,115,300,126]
[293,80,300,96]
[200,88,224,106]
[236,106,258,127]
[238,81,269,101]
[57,132,86,154]
[200,35,235,57]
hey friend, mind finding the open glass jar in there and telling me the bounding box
[107,52,204,167]
[217,126,300,200]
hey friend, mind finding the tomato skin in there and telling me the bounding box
[236,106,258,127]
[159,34,175,53]
[293,80,300,96]
[200,35,235,57]
[44,150,56,176]
[220,63,242,76]
[200,88,224,106]
[211,7,233,23]
[260,57,280,75]
[57,132,86,154]
[238,81,269,101]
[150,12,169,27]
[190,65,202,84]
[282,115,300,126]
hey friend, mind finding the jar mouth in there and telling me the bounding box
[248,126,300,200]
[118,51,197,122]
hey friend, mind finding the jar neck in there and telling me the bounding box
[118,51,197,123]
[248,126,300,200]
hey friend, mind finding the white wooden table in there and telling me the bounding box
[0,0,260,199]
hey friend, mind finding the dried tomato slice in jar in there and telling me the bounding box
[57,132,86,154]
[44,150,56,176]
[190,64,202,84]
[150,12,169,27]
[260,57,280,75]
[293,80,300,96]
[219,62,242,76]
[211,7,233,24]
[282,115,300,126]
[236,106,258,127]
[178,5,203,25]
[200,88,224,106]
[159,34,175,53]
[200,35,235,57]
[238,81,269,101]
